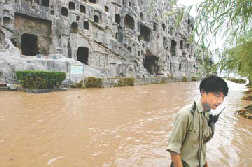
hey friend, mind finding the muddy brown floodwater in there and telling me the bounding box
[0,81,252,167]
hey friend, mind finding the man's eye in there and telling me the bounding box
[214,92,223,97]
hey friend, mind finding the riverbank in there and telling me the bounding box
[24,88,68,93]
[237,86,252,119]
[71,76,198,88]
[0,76,199,93]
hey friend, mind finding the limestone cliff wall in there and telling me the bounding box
[0,0,199,82]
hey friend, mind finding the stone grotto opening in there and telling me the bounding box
[21,33,38,56]
[139,24,151,42]
[77,47,89,65]
[143,50,159,75]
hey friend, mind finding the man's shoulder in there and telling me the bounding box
[173,103,195,122]
[178,103,194,116]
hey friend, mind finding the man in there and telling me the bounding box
[167,75,229,167]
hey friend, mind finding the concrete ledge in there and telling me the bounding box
[24,88,68,93]
[0,87,9,91]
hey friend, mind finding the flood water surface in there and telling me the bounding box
[0,82,251,167]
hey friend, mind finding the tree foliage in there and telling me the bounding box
[195,0,252,43]
[195,44,218,76]
[194,0,252,81]
[221,30,252,84]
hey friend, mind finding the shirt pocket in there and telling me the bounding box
[186,129,199,146]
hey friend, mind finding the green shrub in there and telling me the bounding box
[71,81,83,88]
[160,77,167,84]
[191,76,198,81]
[16,71,66,89]
[182,76,187,82]
[71,80,87,89]
[228,78,246,84]
[117,77,135,87]
[168,74,174,79]
[84,77,103,88]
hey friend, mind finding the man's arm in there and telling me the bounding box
[204,161,208,167]
[170,151,183,167]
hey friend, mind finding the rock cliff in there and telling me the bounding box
[0,0,199,83]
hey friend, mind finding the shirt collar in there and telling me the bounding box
[195,99,210,113]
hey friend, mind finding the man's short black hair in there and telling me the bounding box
[199,75,229,96]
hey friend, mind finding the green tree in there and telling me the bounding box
[194,0,252,82]
[221,31,252,85]
[195,44,218,76]
[195,0,252,43]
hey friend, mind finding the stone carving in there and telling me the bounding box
[0,0,198,83]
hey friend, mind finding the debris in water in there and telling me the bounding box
[237,105,252,119]
[47,156,64,165]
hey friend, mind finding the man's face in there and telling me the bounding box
[201,92,225,110]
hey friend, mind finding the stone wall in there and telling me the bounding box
[14,14,52,55]
[0,29,5,49]
[0,0,199,83]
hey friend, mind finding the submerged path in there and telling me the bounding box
[0,81,251,167]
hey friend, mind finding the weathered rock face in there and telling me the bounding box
[0,0,199,83]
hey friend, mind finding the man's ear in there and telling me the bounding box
[200,91,205,96]
[201,91,208,100]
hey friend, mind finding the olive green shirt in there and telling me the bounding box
[167,101,213,167]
